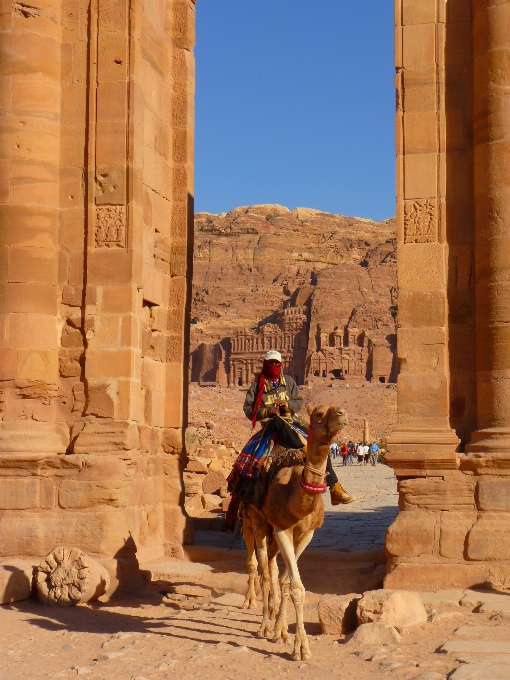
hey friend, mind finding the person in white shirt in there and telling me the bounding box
[356,442,364,465]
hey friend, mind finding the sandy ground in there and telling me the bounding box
[3,580,510,680]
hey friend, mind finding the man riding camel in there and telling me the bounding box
[224,350,356,530]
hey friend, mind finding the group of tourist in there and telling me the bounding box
[330,440,380,466]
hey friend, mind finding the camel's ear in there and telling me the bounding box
[307,404,314,416]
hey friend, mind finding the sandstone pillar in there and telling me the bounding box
[386,0,461,477]
[467,0,510,455]
[0,0,69,457]
[0,0,196,583]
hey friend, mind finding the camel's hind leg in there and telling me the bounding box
[274,528,314,661]
[252,520,273,638]
[241,513,258,610]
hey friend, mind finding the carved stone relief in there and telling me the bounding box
[404,199,438,244]
[95,205,126,248]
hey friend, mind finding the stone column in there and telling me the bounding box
[386,0,460,476]
[468,0,510,455]
[0,0,68,457]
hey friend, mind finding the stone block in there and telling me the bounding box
[439,511,477,559]
[0,348,17,379]
[450,663,510,680]
[186,459,208,474]
[163,503,188,546]
[385,510,436,558]
[0,510,131,557]
[348,622,401,646]
[467,513,510,560]
[73,420,139,454]
[403,111,438,155]
[0,477,54,510]
[357,589,427,628]
[77,457,126,481]
[0,204,58,250]
[202,494,222,511]
[208,458,224,473]
[402,0,437,25]
[183,473,202,495]
[477,478,510,511]
[318,593,361,635]
[399,478,475,510]
[0,420,68,456]
[202,471,226,495]
[184,494,202,518]
[384,563,488,591]
[0,282,57,315]
[402,24,436,68]
[17,349,58,380]
[404,153,438,200]
[58,480,132,509]
[0,559,35,604]
[164,476,183,505]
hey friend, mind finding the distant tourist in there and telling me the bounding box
[347,440,355,465]
[330,440,339,459]
[370,441,379,466]
[363,443,370,466]
[340,442,349,466]
[356,441,365,465]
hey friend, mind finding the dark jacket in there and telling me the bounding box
[243,375,303,423]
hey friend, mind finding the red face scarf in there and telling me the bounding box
[251,361,282,429]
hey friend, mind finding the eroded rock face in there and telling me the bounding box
[191,205,397,384]
[36,547,110,606]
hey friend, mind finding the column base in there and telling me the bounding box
[466,427,510,454]
[386,428,460,477]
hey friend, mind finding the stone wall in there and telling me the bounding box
[0,0,196,591]
[386,0,510,590]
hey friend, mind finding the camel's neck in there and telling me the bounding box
[306,435,331,473]
[286,433,332,519]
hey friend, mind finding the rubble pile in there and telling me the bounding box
[183,426,239,518]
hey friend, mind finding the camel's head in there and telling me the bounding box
[307,404,348,443]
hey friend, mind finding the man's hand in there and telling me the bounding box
[268,399,287,416]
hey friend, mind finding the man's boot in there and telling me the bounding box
[330,482,357,505]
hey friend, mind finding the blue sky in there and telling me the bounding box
[194,1,395,221]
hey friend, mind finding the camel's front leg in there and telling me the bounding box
[242,518,258,609]
[268,543,280,620]
[253,527,272,638]
[275,528,314,661]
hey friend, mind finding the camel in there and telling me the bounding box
[241,404,348,661]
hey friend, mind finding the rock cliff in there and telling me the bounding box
[191,204,396,349]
